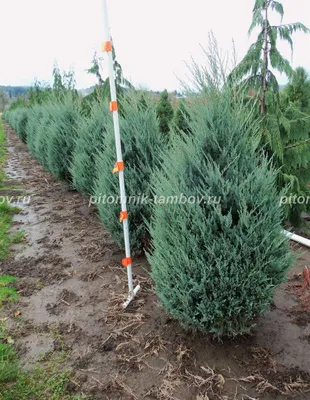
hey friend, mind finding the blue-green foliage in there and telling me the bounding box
[27,106,45,157]
[95,93,163,253]
[71,101,111,195]
[148,89,294,337]
[44,98,81,181]
[33,106,56,169]
[3,108,29,142]
[5,95,81,183]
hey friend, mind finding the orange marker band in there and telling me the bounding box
[120,211,128,222]
[112,161,125,174]
[110,101,118,112]
[122,257,132,267]
[102,41,112,52]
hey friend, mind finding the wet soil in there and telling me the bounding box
[1,122,310,400]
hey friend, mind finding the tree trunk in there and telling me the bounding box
[261,0,269,114]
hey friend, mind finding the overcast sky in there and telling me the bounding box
[1,0,310,91]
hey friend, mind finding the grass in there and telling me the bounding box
[0,204,13,261]
[0,343,19,385]
[0,352,89,400]
[0,184,24,190]
[0,324,87,399]
[0,203,24,261]
[9,230,24,245]
[0,118,7,186]
[0,275,18,306]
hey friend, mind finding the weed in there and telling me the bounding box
[9,231,24,245]
[0,275,18,305]
[0,342,19,384]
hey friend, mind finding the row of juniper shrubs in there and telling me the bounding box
[3,82,294,338]
[5,93,81,182]
[4,90,165,255]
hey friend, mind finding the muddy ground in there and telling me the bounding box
[1,122,310,400]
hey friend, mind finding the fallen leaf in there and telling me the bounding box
[216,374,225,389]
[13,311,21,317]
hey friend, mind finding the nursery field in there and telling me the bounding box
[1,121,310,399]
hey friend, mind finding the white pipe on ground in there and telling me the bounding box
[283,230,310,248]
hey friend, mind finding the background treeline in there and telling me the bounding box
[0,86,29,99]
[3,0,310,338]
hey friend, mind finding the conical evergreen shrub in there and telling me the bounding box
[173,99,191,135]
[27,106,45,157]
[156,89,174,136]
[34,106,56,169]
[148,89,294,337]
[71,101,111,195]
[7,108,29,142]
[45,97,81,181]
[3,110,17,132]
[95,93,163,253]
[17,109,29,142]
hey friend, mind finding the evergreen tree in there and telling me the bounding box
[83,42,133,116]
[148,87,294,337]
[231,0,309,115]
[138,94,148,112]
[231,0,310,224]
[52,64,77,100]
[156,89,174,135]
[284,67,310,111]
[173,99,191,135]
[101,42,134,101]
[0,89,9,111]
[276,69,310,224]
[86,52,104,86]
[28,80,52,106]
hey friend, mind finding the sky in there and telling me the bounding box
[0,0,310,91]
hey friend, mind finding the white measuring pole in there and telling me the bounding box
[101,0,140,307]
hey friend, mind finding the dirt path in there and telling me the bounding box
[1,123,310,400]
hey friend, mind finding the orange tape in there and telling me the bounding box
[110,101,118,112]
[120,211,128,222]
[112,161,125,174]
[102,41,112,52]
[122,257,132,267]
